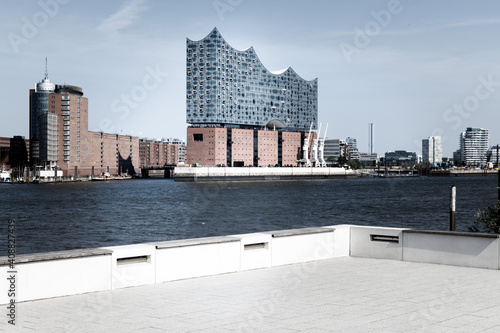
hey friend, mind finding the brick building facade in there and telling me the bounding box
[138,138,186,168]
[186,127,314,167]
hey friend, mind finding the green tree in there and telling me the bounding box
[347,159,364,170]
[337,156,348,167]
[469,203,500,234]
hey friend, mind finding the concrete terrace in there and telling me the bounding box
[4,256,500,333]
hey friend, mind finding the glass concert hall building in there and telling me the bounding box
[186,28,318,167]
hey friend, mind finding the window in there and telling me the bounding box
[193,134,203,142]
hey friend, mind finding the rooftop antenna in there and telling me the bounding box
[44,57,48,79]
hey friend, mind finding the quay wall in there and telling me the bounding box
[1,225,499,304]
[174,166,360,182]
[430,169,498,177]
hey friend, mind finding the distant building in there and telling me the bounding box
[384,150,417,166]
[29,66,139,177]
[459,127,489,166]
[324,139,347,162]
[453,149,461,166]
[139,138,186,168]
[0,136,29,168]
[185,28,318,166]
[422,136,442,164]
[346,137,360,160]
[359,152,378,166]
[486,145,500,166]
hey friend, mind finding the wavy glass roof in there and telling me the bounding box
[186,28,318,131]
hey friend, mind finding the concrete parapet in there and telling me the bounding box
[323,224,350,257]
[350,226,407,260]
[402,230,500,269]
[265,227,335,266]
[230,233,272,271]
[101,244,156,289]
[0,249,112,304]
[153,236,240,282]
[2,225,500,305]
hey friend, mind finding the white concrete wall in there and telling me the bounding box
[0,254,111,304]
[231,233,272,271]
[402,231,500,269]
[101,244,156,289]
[350,226,406,260]
[155,238,240,282]
[3,225,500,305]
[268,229,335,266]
[323,224,350,258]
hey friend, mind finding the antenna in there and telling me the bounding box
[45,57,48,79]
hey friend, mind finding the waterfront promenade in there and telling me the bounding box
[3,256,500,332]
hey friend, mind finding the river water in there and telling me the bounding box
[1,176,498,254]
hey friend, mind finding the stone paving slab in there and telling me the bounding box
[1,257,500,332]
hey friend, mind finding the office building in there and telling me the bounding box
[186,28,318,166]
[422,136,443,164]
[359,152,378,166]
[459,127,489,166]
[324,139,347,162]
[385,150,417,166]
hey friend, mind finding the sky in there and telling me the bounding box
[1,0,499,157]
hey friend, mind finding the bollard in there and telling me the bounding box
[450,185,456,231]
[498,169,500,202]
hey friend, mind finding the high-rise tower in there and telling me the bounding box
[422,136,442,164]
[29,59,56,166]
[459,127,489,166]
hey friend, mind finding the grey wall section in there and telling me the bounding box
[186,28,318,131]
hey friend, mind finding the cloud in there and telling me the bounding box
[97,0,148,36]
[442,17,500,29]
[383,17,500,37]
[322,17,500,40]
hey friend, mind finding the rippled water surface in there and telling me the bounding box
[1,176,498,254]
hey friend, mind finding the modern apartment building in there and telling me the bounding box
[345,137,360,160]
[422,136,443,164]
[459,127,489,166]
[185,28,318,166]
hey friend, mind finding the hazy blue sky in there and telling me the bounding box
[1,0,499,156]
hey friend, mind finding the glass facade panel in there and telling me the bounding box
[186,28,318,131]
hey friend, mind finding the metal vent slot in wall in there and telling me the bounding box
[117,255,150,265]
[370,234,399,243]
[244,242,267,250]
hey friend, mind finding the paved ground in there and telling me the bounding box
[3,257,500,332]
